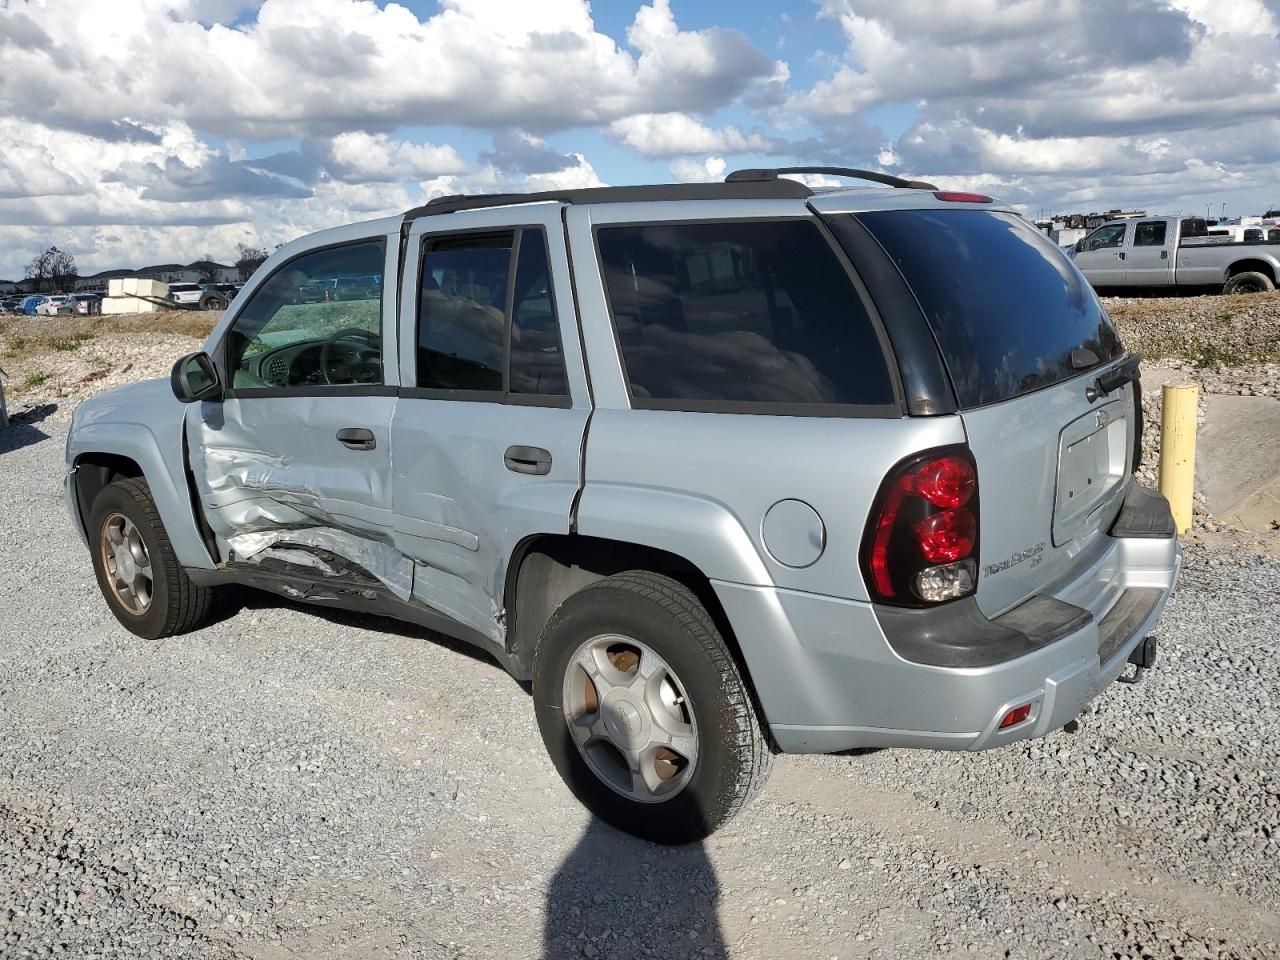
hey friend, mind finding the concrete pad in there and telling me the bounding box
[1196,394,1280,531]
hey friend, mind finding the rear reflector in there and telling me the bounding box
[999,703,1033,729]
[933,191,993,203]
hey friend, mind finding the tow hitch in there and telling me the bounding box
[1117,636,1158,685]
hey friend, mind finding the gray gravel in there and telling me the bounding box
[2,417,1278,959]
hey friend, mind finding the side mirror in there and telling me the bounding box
[170,351,222,403]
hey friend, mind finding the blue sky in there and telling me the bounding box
[1,0,1279,278]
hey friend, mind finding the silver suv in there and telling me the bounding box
[65,168,1181,844]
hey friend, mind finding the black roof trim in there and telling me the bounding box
[727,166,939,191]
[403,178,813,221]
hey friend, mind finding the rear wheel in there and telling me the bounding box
[88,477,212,639]
[532,571,771,844]
[1222,271,1275,295]
[199,293,228,312]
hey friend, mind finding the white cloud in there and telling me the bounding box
[327,133,466,183]
[669,156,727,182]
[609,113,777,157]
[0,0,773,140]
[423,153,606,198]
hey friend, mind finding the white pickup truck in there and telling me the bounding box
[1068,215,1280,294]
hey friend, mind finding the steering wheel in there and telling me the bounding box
[319,328,381,385]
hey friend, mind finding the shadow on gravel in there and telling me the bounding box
[209,584,518,679]
[544,820,726,959]
[0,402,57,455]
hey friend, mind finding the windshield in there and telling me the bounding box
[855,209,1121,408]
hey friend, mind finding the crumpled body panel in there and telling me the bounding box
[187,395,417,601]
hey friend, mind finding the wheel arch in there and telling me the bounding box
[1225,258,1280,284]
[69,423,216,570]
[503,533,773,733]
[73,452,144,533]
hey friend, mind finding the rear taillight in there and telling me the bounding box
[861,447,980,606]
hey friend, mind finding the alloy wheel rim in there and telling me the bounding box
[100,513,153,615]
[562,634,699,804]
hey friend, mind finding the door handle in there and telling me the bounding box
[336,427,376,451]
[1118,252,1126,261]
[1160,250,1168,259]
[504,445,552,475]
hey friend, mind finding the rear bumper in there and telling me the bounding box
[714,488,1181,754]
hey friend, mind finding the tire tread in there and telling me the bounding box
[104,477,212,636]
[550,569,772,831]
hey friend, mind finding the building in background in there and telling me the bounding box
[72,260,239,293]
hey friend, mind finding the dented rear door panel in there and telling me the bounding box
[390,203,591,647]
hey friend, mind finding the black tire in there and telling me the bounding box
[199,294,228,312]
[88,477,213,640]
[1222,271,1275,295]
[532,571,771,845]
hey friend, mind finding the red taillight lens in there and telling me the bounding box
[910,456,975,508]
[914,508,977,563]
[861,446,980,605]
[933,191,993,203]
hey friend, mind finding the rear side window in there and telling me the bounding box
[856,209,1121,408]
[596,220,895,412]
[416,229,569,399]
[1133,221,1167,246]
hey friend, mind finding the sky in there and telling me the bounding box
[1,0,1279,280]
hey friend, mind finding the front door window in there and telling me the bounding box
[224,240,385,390]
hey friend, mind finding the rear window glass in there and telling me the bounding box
[856,210,1121,408]
[596,220,895,411]
[1133,221,1167,246]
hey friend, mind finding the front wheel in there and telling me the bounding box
[532,571,771,845]
[88,477,213,639]
[1222,271,1275,295]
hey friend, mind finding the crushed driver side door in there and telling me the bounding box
[186,223,407,599]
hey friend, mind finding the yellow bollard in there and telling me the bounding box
[1158,380,1198,534]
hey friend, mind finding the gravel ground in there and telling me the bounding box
[1103,291,1280,367]
[2,419,1278,959]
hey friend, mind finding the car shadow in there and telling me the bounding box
[207,583,513,677]
[543,819,727,960]
[0,402,58,455]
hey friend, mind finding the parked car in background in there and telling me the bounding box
[66,169,1179,844]
[199,283,240,311]
[66,293,103,315]
[167,283,205,307]
[35,295,70,315]
[1070,215,1280,294]
[295,278,338,303]
[21,295,50,315]
[334,275,381,301]
[167,281,239,311]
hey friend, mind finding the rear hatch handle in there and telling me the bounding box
[1086,355,1141,402]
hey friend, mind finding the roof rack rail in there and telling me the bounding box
[725,166,939,191]
[402,178,814,221]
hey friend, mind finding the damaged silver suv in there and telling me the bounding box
[66,168,1181,844]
